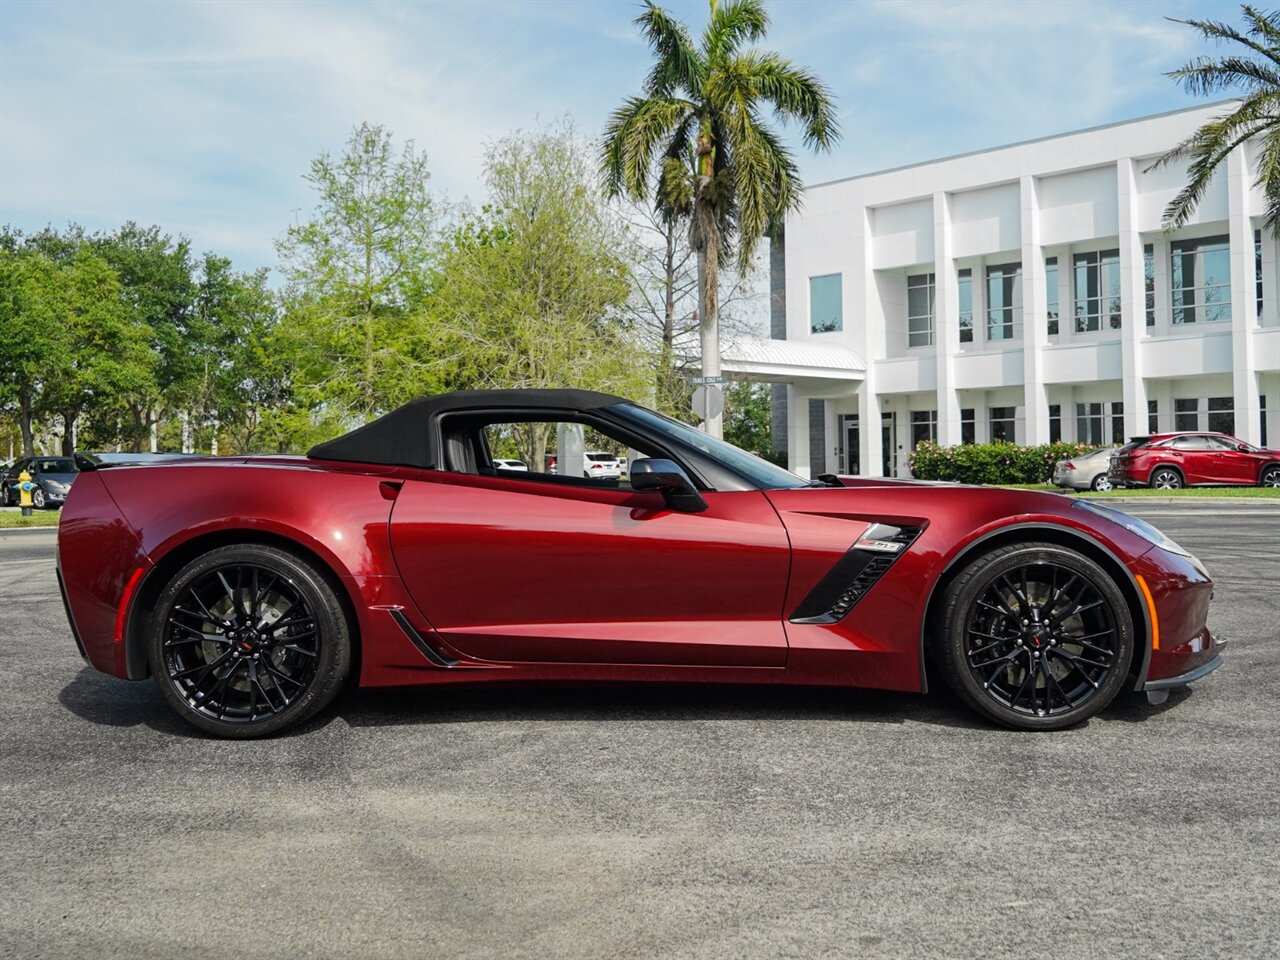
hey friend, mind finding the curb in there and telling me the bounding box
[1071,496,1280,505]
[0,526,60,537]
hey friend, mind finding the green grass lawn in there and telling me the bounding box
[1001,484,1280,499]
[0,511,61,528]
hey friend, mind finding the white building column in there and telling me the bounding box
[1020,175,1049,443]
[1117,157,1150,441]
[860,384,884,477]
[787,385,810,479]
[858,206,887,475]
[934,191,961,445]
[1227,145,1262,444]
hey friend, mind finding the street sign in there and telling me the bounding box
[692,384,724,421]
[688,375,727,385]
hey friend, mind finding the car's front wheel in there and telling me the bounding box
[32,487,46,509]
[935,542,1135,730]
[1261,464,1280,488]
[148,544,352,738]
[1091,473,1113,491]
[1150,467,1183,490]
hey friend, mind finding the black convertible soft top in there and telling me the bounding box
[306,388,628,469]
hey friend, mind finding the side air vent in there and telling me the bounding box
[789,523,923,624]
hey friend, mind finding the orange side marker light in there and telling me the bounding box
[1135,574,1160,651]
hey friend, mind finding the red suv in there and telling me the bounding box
[1109,432,1280,489]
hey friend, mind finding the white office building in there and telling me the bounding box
[739,102,1280,478]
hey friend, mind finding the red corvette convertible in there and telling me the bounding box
[57,389,1222,738]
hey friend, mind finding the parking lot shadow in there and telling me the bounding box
[333,682,987,731]
[59,669,1188,738]
[58,667,199,737]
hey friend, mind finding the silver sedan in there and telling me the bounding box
[1052,446,1117,491]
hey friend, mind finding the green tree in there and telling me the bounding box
[277,122,440,421]
[90,223,196,451]
[0,248,68,456]
[601,0,838,437]
[722,379,771,453]
[1156,5,1280,231]
[431,122,648,468]
[44,248,154,455]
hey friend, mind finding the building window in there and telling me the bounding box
[1171,236,1231,324]
[910,410,937,448]
[1256,229,1264,318]
[907,273,935,347]
[961,408,975,444]
[958,268,973,343]
[1148,399,1159,433]
[1076,402,1105,446]
[1046,257,1059,336]
[989,406,1016,442]
[1208,396,1234,435]
[1073,249,1121,332]
[1144,244,1155,327]
[809,274,842,333]
[1174,398,1199,431]
[1111,401,1125,444]
[986,263,1021,341]
[1049,404,1062,443]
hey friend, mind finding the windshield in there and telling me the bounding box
[611,403,809,490]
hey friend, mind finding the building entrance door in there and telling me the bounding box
[882,412,897,477]
[840,415,860,475]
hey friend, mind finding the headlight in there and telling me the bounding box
[1071,499,1194,558]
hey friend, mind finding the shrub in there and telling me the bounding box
[908,439,1093,485]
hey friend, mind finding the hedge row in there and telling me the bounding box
[907,439,1095,485]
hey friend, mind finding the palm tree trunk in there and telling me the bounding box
[697,233,722,439]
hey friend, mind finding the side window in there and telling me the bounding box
[1172,436,1209,450]
[1203,436,1237,451]
[440,415,665,490]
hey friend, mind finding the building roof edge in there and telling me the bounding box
[804,98,1242,193]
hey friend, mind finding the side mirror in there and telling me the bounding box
[629,458,707,513]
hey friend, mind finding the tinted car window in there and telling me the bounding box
[35,458,77,473]
[1171,436,1211,450]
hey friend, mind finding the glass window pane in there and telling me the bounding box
[809,274,842,333]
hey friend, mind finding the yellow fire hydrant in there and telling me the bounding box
[18,469,35,517]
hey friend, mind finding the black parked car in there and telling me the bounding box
[1,456,80,509]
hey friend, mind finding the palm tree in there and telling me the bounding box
[1156,5,1280,233]
[601,0,838,437]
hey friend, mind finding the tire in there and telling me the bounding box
[0,484,9,507]
[1149,467,1183,490]
[934,542,1135,731]
[32,487,46,509]
[148,544,352,738]
[1261,464,1280,488]
[1091,473,1113,492]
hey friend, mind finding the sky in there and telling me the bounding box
[0,0,1250,278]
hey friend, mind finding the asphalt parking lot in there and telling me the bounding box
[2,501,1278,960]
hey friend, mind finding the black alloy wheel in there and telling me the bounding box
[1261,465,1280,488]
[936,542,1134,730]
[149,544,351,738]
[1150,467,1183,490]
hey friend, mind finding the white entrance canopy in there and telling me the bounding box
[720,336,865,388]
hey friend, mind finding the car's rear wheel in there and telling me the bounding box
[1091,473,1113,491]
[935,542,1134,730]
[148,544,351,738]
[1261,464,1280,488]
[1150,467,1183,490]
